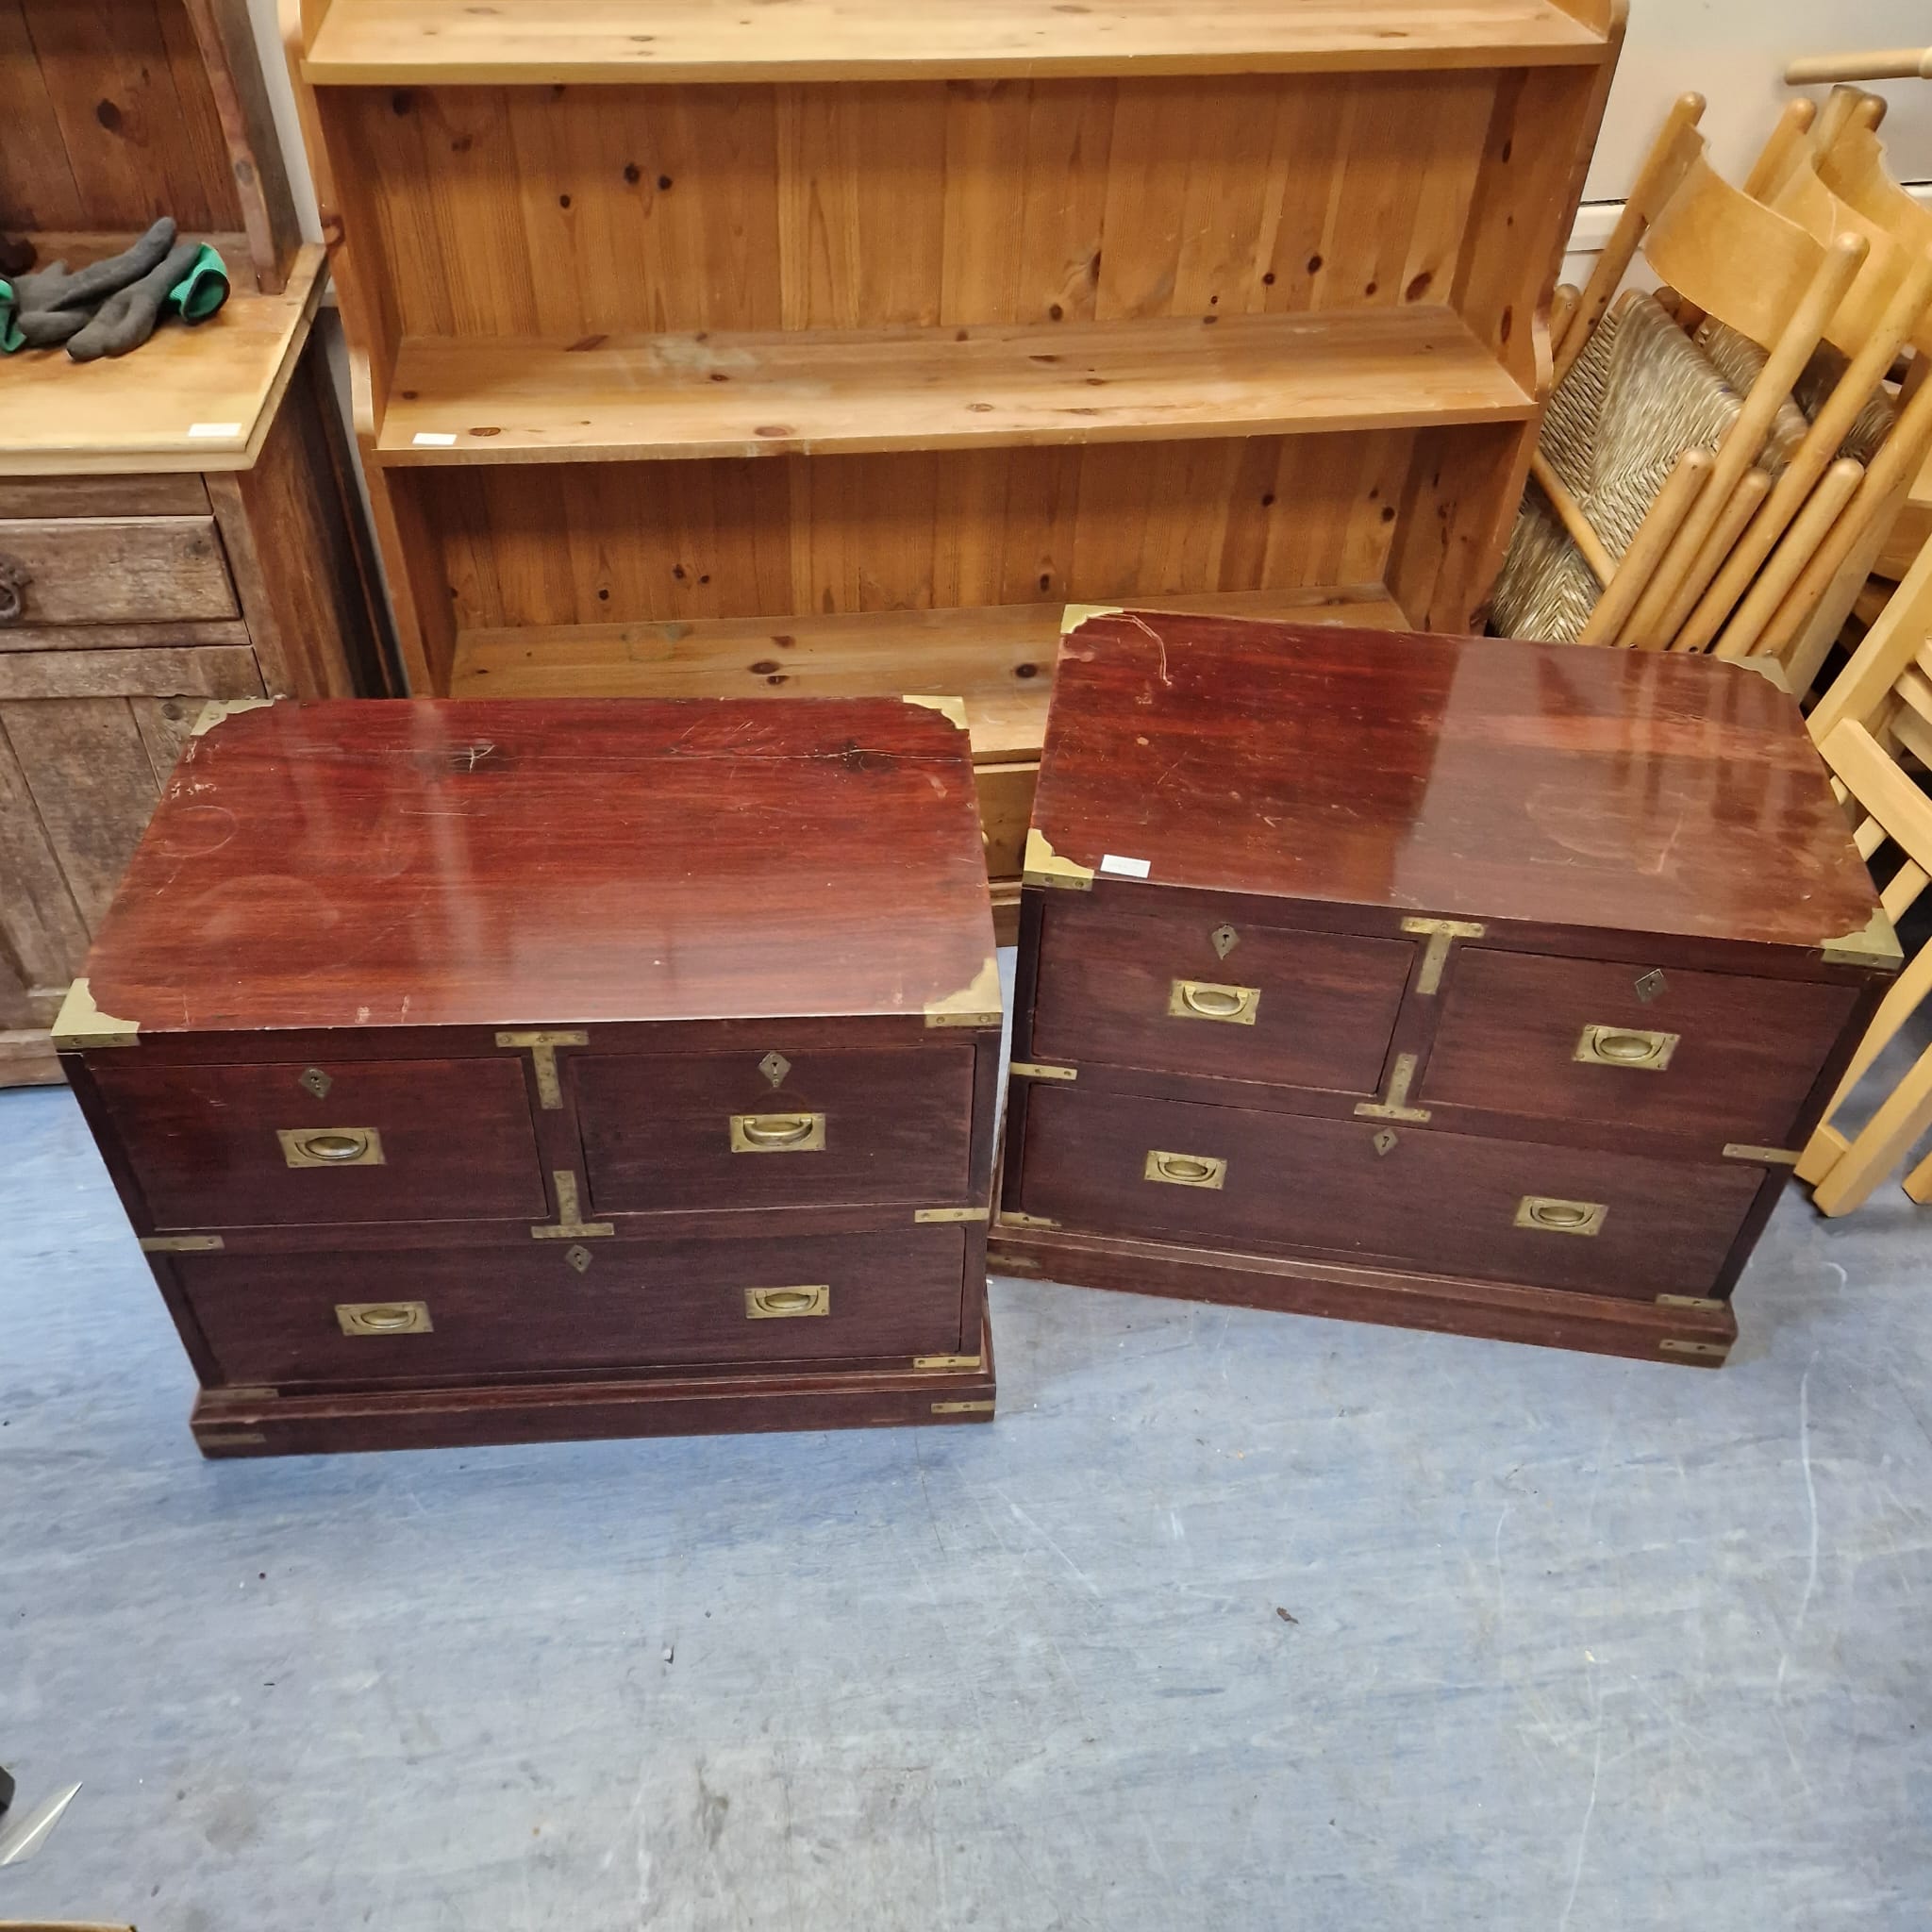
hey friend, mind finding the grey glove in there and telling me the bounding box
[0,218,176,351]
[67,239,210,362]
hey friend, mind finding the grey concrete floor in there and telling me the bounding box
[3,1058,1931,1930]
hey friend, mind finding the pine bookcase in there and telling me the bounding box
[285,0,1623,931]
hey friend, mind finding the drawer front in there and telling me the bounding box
[175,1226,970,1387]
[575,1044,977,1214]
[0,517,238,625]
[1422,950,1861,1143]
[92,1057,548,1229]
[1014,1086,1761,1300]
[1030,895,1411,1093]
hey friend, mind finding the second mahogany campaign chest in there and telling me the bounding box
[58,695,999,1455]
[992,610,1896,1366]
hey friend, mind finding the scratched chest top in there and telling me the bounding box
[68,694,995,1037]
[996,610,1895,1372]
[57,695,1000,1458]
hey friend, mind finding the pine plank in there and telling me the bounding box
[0,243,326,475]
[304,0,1606,86]
[375,308,1531,466]
[447,588,1413,760]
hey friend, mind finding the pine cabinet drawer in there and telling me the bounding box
[1011,1086,1762,1301]
[91,1057,548,1229]
[174,1225,971,1388]
[1029,894,1412,1093]
[574,1044,978,1214]
[0,517,238,625]
[1421,950,1861,1144]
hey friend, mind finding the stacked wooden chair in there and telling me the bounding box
[1491,91,1932,696]
[1794,540,1932,1212]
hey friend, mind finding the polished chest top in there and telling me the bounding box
[63,693,996,1041]
[1027,610,1890,959]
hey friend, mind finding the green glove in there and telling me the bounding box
[67,240,228,362]
[0,218,176,352]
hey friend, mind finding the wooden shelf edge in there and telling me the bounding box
[302,0,1606,87]
[445,588,1416,761]
[0,244,327,477]
[371,308,1536,469]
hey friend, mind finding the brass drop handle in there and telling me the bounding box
[358,1305,418,1329]
[336,1300,432,1335]
[1515,1194,1606,1236]
[730,1110,825,1153]
[1185,986,1242,1017]
[1574,1024,1678,1071]
[1532,1201,1590,1227]
[1159,1154,1214,1181]
[0,556,28,625]
[744,1284,831,1319]
[302,1130,370,1161]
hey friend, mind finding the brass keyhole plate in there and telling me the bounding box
[758,1051,791,1088]
[1210,924,1239,960]
[565,1243,592,1274]
[1373,1128,1398,1157]
[1634,969,1666,1004]
[300,1068,332,1100]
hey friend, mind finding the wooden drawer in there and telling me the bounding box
[1012,1086,1763,1301]
[173,1225,971,1388]
[0,517,238,625]
[1421,950,1862,1145]
[574,1043,978,1214]
[91,1057,548,1229]
[1030,894,1412,1093]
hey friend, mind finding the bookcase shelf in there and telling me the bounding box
[304,0,1607,86]
[286,0,1623,933]
[375,308,1535,467]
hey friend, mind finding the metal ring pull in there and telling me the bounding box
[1574,1024,1678,1071]
[744,1284,831,1319]
[279,1125,386,1168]
[302,1131,370,1161]
[1144,1148,1228,1190]
[1515,1194,1606,1236]
[1169,978,1260,1025]
[730,1111,826,1153]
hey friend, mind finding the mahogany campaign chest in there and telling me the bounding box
[992,610,1898,1367]
[57,695,999,1456]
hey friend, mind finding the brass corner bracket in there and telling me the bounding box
[1023,828,1094,891]
[925,954,1002,1029]
[530,1170,613,1241]
[51,976,141,1051]
[190,694,275,738]
[900,692,969,730]
[1820,907,1903,971]
[1400,916,1486,995]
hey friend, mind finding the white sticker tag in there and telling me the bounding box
[411,431,458,447]
[188,422,242,438]
[1099,853,1151,878]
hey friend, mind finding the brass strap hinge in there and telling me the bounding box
[1723,1143,1800,1165]
[914,1353,985,1372]
[1657,1294,1725,1311]
[1010,1062,1076,1081]
[913,1206,991,1224]
[531,1170,614,1240]
[1400,917,1486,995]
[140,1234,225,1253]
[1354,1052,1431,1123]
[496,1029,589,1109]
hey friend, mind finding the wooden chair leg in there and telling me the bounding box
[1661,471,1769,649]
[1806,941,1932,1153]
[1808,531,1932,740]
[1556,93,1705,388]
[1577,450,1711,646]
[1902,1146,1932,1202]
[1742,97,1818,201]
[1810,1041,1932,1215]
[1528,454,1616,585]
[1712,458,1863,658]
